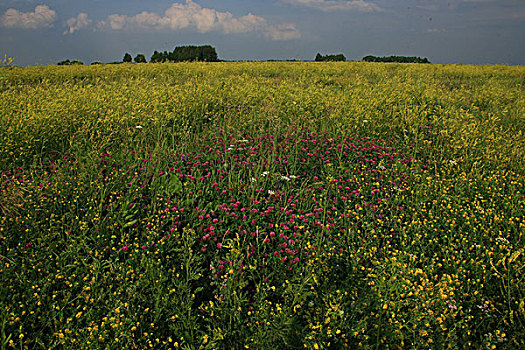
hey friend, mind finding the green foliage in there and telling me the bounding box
[315,53,346,62]
[123,53,132,63]
[57,59,84,66]
[150,45,219,63]
[362,55,431,63]
[134,54,147,63]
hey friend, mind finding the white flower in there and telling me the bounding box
[268,190,275,195]
[363,119,369,123]
[250,177,256,183]
[449,160,458,165]
[261,171,269,177]
[135,125,143,129]
[280,175,291,181]
[289,175,297,179]
[495,237,509,244]
[377,165,386,170]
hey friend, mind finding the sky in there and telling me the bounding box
[1,0,524,66]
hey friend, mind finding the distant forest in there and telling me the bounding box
[315,53,346,62]
[362,55,431,63]
[56,47,432,65]
[149,45,219,63]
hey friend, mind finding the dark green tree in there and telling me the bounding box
[314,53,346,62]
[171,45,219,62]
[150,50,169,63]
[123,53,132,63]
[134,54,147,63]
[57,59,84,65]
[128,45,219,64]
[362,55,431,63]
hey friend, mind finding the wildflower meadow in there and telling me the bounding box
[0,62,524,349]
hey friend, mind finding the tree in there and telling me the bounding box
[315,53,346,62]
[361,55,431,63]
[171,45,219,62]
[134,54,147,63]
[127,45,219,64]
[362,55,377,62]
[57,59,84,65]
[123,53,132,63]
[150,51,165,63]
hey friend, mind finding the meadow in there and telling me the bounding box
[0,61,524,349]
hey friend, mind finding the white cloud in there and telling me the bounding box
[266,24,301,40]
[98,0,300,40]
[282,0,381,12]
[0,5,56,29]
[64,13,92,34]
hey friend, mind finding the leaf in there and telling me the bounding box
[158,174,183,194]
[509,250,522,264]
[123,219,138,228]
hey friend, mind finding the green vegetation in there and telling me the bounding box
[362,55,431,64]
[57,59,85,66]
[123,53,132,63]
[315,53,346,62]
[0,62,524,349]
[150,45,219,63]
[134,54,147,64]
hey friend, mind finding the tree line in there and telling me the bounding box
[57,48,432,65]
[315,53,346,62]
[122,45,219,64]
[57,59,84,66]
[362,55,431,63]
[150,45,219,63]
[314,53,430,63]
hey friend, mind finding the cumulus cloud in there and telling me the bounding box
[64,13,92,34]
[98,0,300,40]
[0,5,57,29]
[282,0,381,12]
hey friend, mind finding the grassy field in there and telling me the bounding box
[0,62,524,349]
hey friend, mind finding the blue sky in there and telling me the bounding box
[1,0,524,66]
